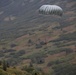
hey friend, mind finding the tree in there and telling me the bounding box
[28,39,34,46]
[29,62,33,67]
[0,60,2,65]
[2,60,7,71]
[6,61,10,68]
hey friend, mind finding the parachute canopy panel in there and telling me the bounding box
[39,5,63,16]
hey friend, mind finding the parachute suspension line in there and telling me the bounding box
[38,4,63,48]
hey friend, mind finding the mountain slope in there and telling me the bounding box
[0,0,12,8]
[0,0,76,40]
[0,0,76,74]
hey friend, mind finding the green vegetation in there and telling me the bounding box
[47,53,75,67]
[52,63,76,75]
[0,60,49,75]
[47,48,65,55]
[0,0,76,75]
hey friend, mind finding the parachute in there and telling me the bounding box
[39,5,63,16]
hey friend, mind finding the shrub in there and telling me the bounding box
[52,63,76,75]
[0,69,8,75]
[10,43,17,48]
[31,57,45,64]
[35,44,42,49]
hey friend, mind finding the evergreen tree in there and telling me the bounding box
[2,60,7,71]
[29,62,33,67]
[6,61,10,68]
[0,60,2,65]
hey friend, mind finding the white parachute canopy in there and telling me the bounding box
[39,5,63,16]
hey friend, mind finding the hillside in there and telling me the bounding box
[0,0,76,40]
[0,0,12,8]
[0,61,48,75]
[0,0,76,74]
